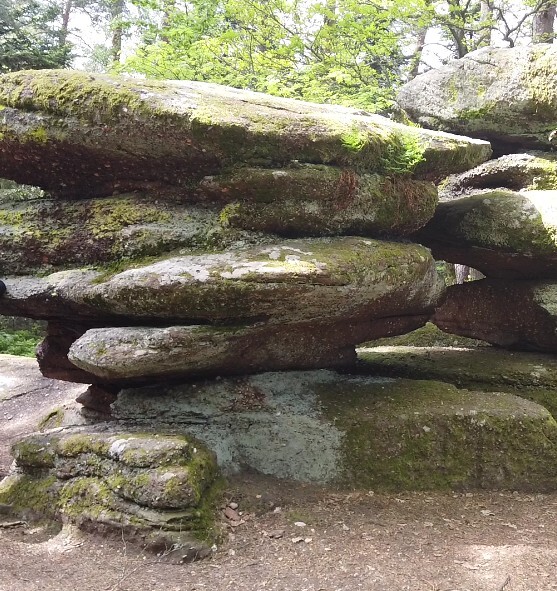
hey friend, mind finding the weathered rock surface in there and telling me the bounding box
[432,279,557,352]
[1,237,443,383]
[110,370,557,491]
[67,317,426,382]
[0,428,221,557]
[0,237,443,323]
[0,169,443,277]
[200,167,438,238]
[397,44,557,152]
[0,193,270,275]
[415,189,557,279]
[0,70,490,199]
[357,345,557,417]
[440,152,557,199]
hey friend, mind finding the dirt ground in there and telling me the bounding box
[2,354,557,591]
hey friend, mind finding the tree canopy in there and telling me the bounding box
[0,0,71,72]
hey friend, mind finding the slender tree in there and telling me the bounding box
[533,1,556,42]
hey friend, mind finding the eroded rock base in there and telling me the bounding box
[99,370,557,492]
[0,428,222,561]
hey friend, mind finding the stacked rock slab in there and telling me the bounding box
[0,70,494,546]
[1,428,222,560]
[398,45,557,353]
[0,69,494,387]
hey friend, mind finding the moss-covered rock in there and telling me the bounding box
[1,237,444,324]
[440,152,557,198]
[0,70,490,198]
[357,345,557,418]
[0,193,272,275]
[112,370,557,491]
[397,44,557,152]
[199,166,438,237]
[2,428,222,555]
[415,189,557,279]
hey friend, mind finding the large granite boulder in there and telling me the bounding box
[397,45,557,153]
[432,279,557,353]
[107,370,557,491]
[415,189,557,279]
[0,70,490,198]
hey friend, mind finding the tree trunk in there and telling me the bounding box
[477,1,493,47]
[60,0,73,46]
[455,264,470,284]
[533,4,556,43]
[408,26,428,80]
[110,0,125,64]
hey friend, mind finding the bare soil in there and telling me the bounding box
[1,354,557,591]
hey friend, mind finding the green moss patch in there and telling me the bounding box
[357,346,557,419]
[319,377,557,491]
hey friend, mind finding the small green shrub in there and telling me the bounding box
[380,133,425,175]
[0,330,42,357]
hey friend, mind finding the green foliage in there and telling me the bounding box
[122,0,426,112]
[0,329,42,357]
[0,179,44,201]
[380,134,425,175]
[0,0,71,72]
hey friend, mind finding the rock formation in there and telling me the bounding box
[6,61,557,556]
[0,69,494,552]
[415,189,557,279]
[397,44,557,352]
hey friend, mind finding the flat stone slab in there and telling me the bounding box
[415,190,557,279]
[111,370,557,491]
[440,152,557,198]
[67,315,428,382]
[0,70,490,198]
[357,345,557,413]
[198,167,438,238]
[0,237,444,324]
